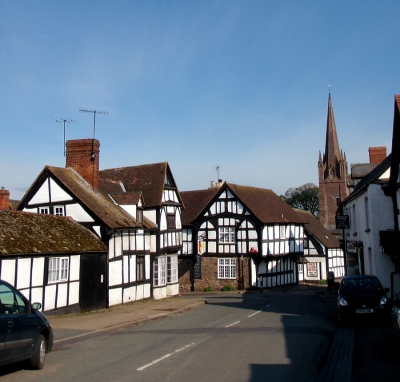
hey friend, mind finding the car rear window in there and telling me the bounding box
[341,277,382,292]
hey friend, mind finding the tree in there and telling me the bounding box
[280,183,319,217]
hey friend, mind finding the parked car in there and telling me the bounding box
[0,280,53,369]
[336,275,390,325]
[391,293,400,340]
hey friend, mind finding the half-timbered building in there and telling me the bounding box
[17,139,157,307]
[0,210,107,314]
[179,182,306,292]
[99,162,183,299]
[296,209,344,282]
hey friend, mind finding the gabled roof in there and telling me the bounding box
[343,154,391,203]
[99,162,183,208]
[180,188,219,225]
[389,95,400,189]
[181,183,306,225]
[295,209,340,248]
[0,210,107,256]
[17,166,155,230]
[227,183,306,224]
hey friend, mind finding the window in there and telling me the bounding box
[39,207,49,214]
[48,257,69,283]
[219,227,235,243]
[167,256,178,283]
[218,258,236,279]
[279,226,286,239]
[55,206,64,216]
[154,257,166,286]
[136,255,145,281]
[167,214,175,229]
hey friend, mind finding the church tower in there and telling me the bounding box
[318,93,349,232]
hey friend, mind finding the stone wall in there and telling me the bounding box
[178,258,193,293]
[179,256,251,292]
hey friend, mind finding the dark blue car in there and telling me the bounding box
[0,280,53,369]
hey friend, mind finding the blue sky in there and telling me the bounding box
[1,1,399,200]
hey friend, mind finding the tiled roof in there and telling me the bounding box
[227,183,307,224]
[0,210,107,256]
[180,188,219,225]
[18,166,155,230]
[110,192,142,206]
[99,162,182,208]
[181,183,306,225]
[295,209,340,248]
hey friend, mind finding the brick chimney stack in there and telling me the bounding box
[66,139,100,190]
[368,147,387,164]
[0,187,10,210]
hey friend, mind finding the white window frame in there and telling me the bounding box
[167,256,178,283]
[279,226,286,239]
[39,207,49,214]
[154,256,166,286]
[54,206,64,216]
[219,227,235,243]
[48,257,69,283]
[218,258,236,279]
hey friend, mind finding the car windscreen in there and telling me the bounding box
[340,277,382,293]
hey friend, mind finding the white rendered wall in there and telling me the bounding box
[344,184,394,289]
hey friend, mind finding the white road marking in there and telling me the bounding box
[225,320,240,328]
[247,310,261,317]
[137,343,195,371]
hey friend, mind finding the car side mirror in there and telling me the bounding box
[32,302,42,311]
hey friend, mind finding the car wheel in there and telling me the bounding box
[30,334,46,369]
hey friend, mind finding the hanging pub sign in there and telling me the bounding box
[335,214,349,229]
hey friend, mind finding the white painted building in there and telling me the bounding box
[0,210,107,314]
[341,155,395,289]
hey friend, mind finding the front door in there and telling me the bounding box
[80,254,107,311]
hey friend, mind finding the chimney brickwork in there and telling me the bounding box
[0,188,10,210]
[368,147,387,164]
[66,139,100,190]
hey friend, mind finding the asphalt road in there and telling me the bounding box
[0,286,338,382]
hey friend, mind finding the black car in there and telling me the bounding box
[0,280,53,369]
[336,275,390,324]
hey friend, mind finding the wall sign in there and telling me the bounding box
[336,214,349,229]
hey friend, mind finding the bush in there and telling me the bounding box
[221,284,236,291]
[204,285,213,292]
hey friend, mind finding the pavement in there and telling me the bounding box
[47,285,398,382]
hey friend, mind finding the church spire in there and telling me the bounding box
[318,91,349,232]
[322,93,346,180]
